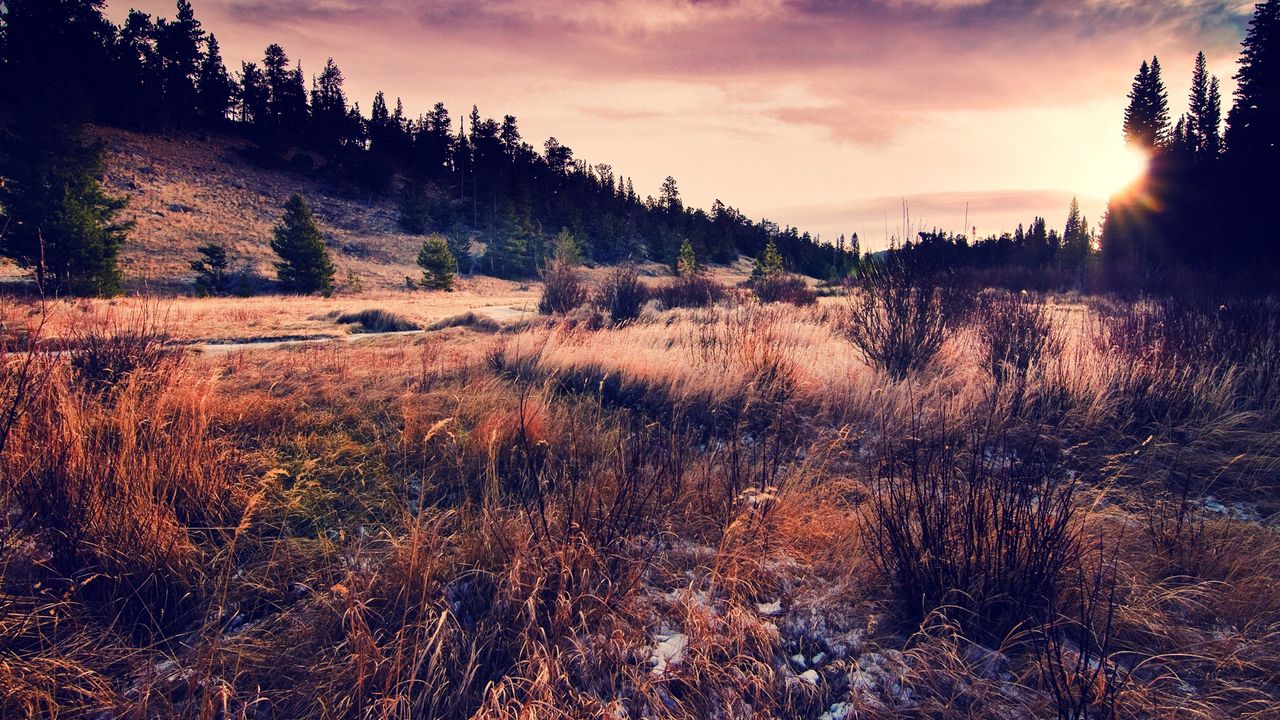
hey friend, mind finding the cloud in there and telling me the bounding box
[204,0,1250,144]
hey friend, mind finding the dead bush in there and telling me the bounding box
[844,264,966,381]
[654,272,726,309]
[976,291,1060,386]
[537,259,589,315]
[594,265,648,324]
[862,408,1079,641]
[64,302,178,394]
[752,273,817,306]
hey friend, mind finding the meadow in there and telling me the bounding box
[3,270,1278,720]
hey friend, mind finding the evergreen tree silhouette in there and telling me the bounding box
[197,34,234,123]
[1227,0,1279,159]
[1123,57,1170,148]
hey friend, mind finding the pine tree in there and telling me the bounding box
[553,228,584,265]
[190,242,230,294]
[499,115,522,159]
[397,181,431,234]
[310,58,348,148]
[270,194,334,294]
[1226,0,1280,158]
[155,0,204,125]
[237,61,269,124]
[417,234,457,290]
[262,44,306,138]
[197,34,234,123]
[752,239,784,279]
[1123,57,1170,149]
[1,0,129,296]
[0,126,131,296]
[677,238,698,276]
[660,176,682,212]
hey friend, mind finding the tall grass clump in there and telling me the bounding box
[844,264,967,381]
[537,259,589,315]
[594,265,647,324]
[335,307,421,332]
[976,291,1059,386]
[65,301,178,394]
[862,407,1079,641]
[1095,296,1280,410]
[1,305,242,645]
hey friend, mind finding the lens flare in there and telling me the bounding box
[1099,144,1150,200]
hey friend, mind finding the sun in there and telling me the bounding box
[1090,143,1150,200]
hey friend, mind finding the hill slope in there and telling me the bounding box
[93,126,427,291]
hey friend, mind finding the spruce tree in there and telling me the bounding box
[1189,52,1210,150]
[197,34,234,123]
[1226,0,1280,158]
[1123,57,1170,149]
[417,234,457,291]
[0,126,131,296]
[270,194,334,294]
[1205,76,1223,157]
[191,242,230,294]
[677,238,698,276]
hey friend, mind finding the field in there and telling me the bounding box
[3,277,1279,720]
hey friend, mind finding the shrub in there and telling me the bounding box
[594,265,647,324]
[976,291,1059,385]
[751,273,817,306]
[417,234,458,291]
[538,259,589,315]
[1094,296,1280,412]
[844,264,962,381]
[655,273,725,309]
[862,410,1079,641]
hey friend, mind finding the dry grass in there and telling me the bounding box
[2,287,1279,719]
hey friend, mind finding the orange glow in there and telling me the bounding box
[1093,144,1150,200]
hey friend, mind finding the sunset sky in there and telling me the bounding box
[109,1,1255,250]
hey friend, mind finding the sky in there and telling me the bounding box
[108,0,1256,250]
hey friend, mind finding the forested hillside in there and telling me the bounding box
[0,0,855,295]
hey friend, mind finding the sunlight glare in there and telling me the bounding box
[1096,144,1150,199]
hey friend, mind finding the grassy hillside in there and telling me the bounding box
[91,126,429,291]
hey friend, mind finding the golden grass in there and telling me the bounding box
[2,290,1278,719]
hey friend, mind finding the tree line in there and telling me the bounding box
[884,196,1096,285]
[1103,0,1279,293]
[876,0,1277,294]
[0,0,854,296]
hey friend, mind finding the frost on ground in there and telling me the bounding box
[650,632,688,675]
